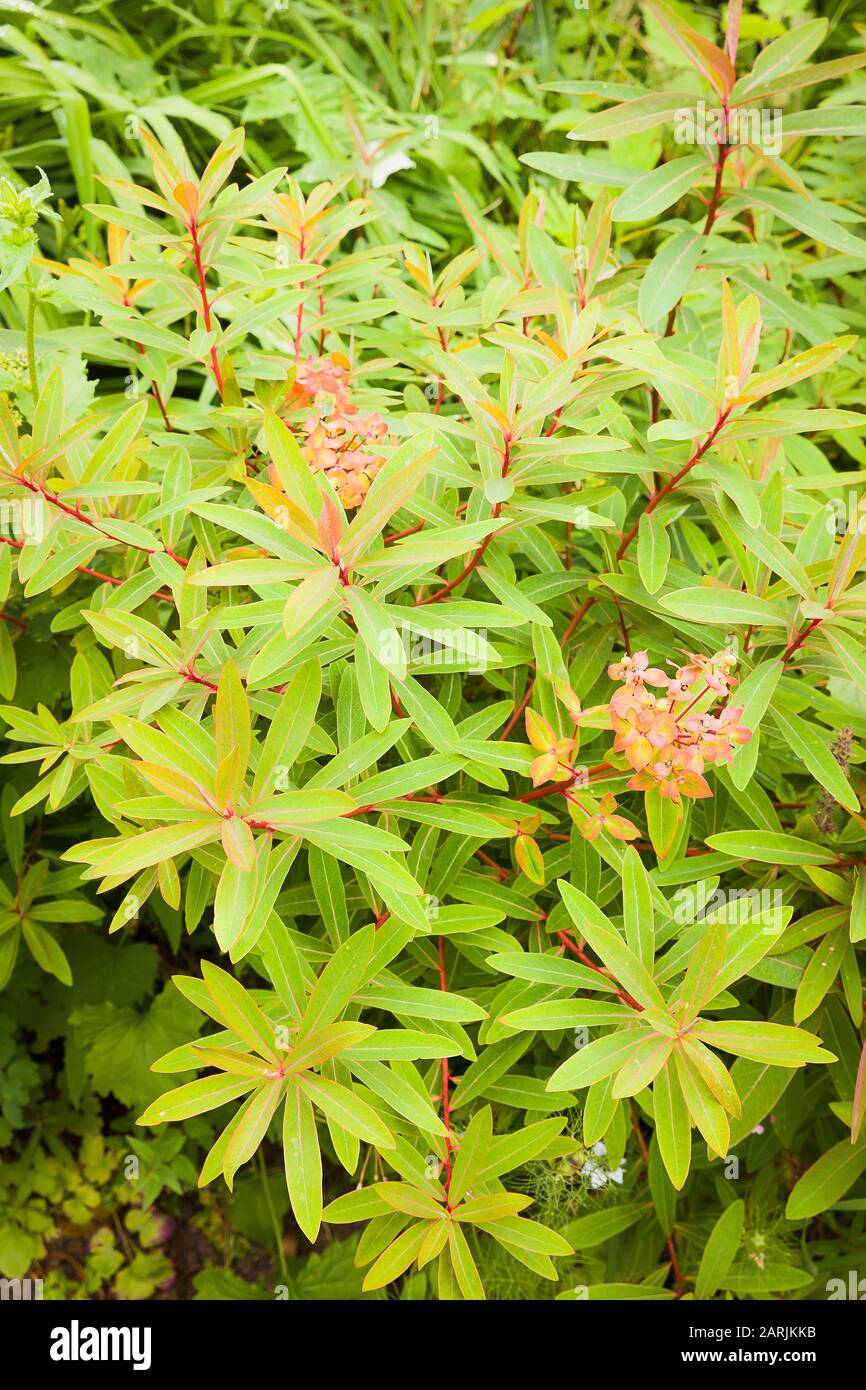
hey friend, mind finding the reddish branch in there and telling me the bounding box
[650,130,731,422]
[415,434,513,606]
[501,683,534,740]
[780,614,825,667]
[701,132,731,238]
[385,521,425,545]
[0,534,174,601]
[557,929,642,1011]
[415,396,571,607]
[518,762,613,804]
[474,847,510,880]
[188,214,224,398]
[562,596,595,643]
[617,404,733,560]
[123,289,173,431]
[179,665,218,692]
[294,226,307,362]
[11,472,188,568]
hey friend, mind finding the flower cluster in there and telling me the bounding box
[608,648,752,804]
[290,352,355,415]
[301,408,388,509]
[278,353,389,509]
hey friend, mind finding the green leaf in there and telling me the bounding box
[201,961,280,1061]
[138,1074,259,1126]
[71,822,223,882]
[638,229,703,327]
[568,92,696,141]
[658,587,789,627]
[794,926,846,1023]
[547,1028,643,1091]
[345,586,407,680]
[693,1019,835,1066]
[652,1061,691,1190]
[770,706,859,813]
[726,188,866,259]
[486,951,612,993]
[674,1047,729,1157]
[223,1079,283,1187]
[263,411,321,526]
[300,926,375,1035]
[559,881,665,1010]
[621,845,654,968]
[251,659,321,802]
[694,1199,744,1300]
[362,1222,427,1292]
[731,18,827,101]
[283,1082,323,1242]
[21,919,72,985]
[611,1034,673,1099]
[346,1058,449,1136]
[786,1135,866,1220]
[447,1221,486,1300]
[705,831,833,865]
[613,155,704,222]
[297,1072,395,1149]
[448,1105,493,1205]
[562,1203,645,1250]
[636,512,670,595]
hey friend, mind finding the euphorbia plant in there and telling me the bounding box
[1,0,866,1302]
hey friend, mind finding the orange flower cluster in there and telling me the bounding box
[291,353,355,415]
[302,408,388,509]
[608,648,752,805]
[280,353,389,509]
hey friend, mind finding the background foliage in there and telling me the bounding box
[1,0,866,1301]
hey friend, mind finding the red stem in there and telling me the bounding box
[780,615,824,666]
[557,929,642,1011]
[415,435,512,606]
[11,473,187,567]
[189,215,224,397]
[519,762,613,803]
[617,405,733,561]
[0,534,174,601]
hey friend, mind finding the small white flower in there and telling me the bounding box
[582,1143,626,1188]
